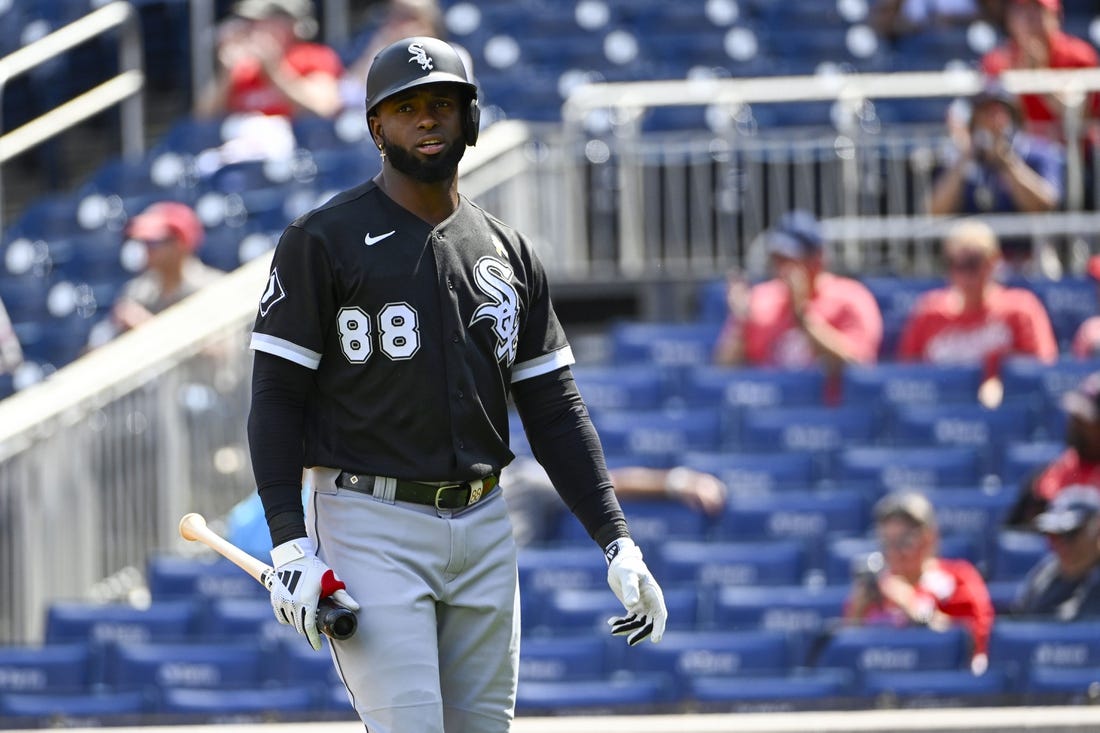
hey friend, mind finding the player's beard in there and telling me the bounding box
[382,135,466,183]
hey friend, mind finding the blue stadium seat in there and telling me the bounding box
[991,530,1049,582]
[0,644,92,694]
[266,636,344,689]
[710,584,849,664]
[102,641,266,692]
[146,555,266,601]
[681,449,817,494]
[921,488,1016,567]
[516,674,671,713]
[0,275,51,322]
[696,278,729,323]
[989,620,1100,690]
[571,364,666,410]
[1000,358,1100,440]
[158,685,316,717]
[683,365,824,409]
[716,490,868,556]
[842,363,982,409]
[860,668,1007,705]
[1026,277,1098,351]
[815,626,969,674]
[659,539,806,588]
[554,496,712,545]
[608,321,722,368]
[0,690,148,720]
[889,403,1035,473]
[631,630,794,692]
[154,117,227,155]
[689,668,855,708]
[1025,666,1100,703]
[834,445,981,494]
[45,600,198,645]
[592,407,722,464]
[734,406,878,473]
[518,635,610,682]
[518,546,608,595]
[986,579,1025,615]
[5,192,85,241]
[201,597,292,644]
[997,440,1064,487]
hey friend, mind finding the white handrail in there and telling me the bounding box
[0,1,144,232]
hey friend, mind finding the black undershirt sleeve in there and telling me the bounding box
[247,350,313,547]
[511,366,630,549]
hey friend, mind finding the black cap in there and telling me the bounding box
[1035,485,1100,534]
[365,36,477,116]
[1062,371,1100,424]
[765,210,824,259]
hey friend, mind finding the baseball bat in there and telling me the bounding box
[178,512,357,641]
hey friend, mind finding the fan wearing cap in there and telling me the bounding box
[1071,256,1100,359]
[195,0,343,119]
[897,218,1057,403]
[89,202,222,347]
[929,84,1063,219]
[1013,485,1100,620]
[980,0,1100,148]
[713,210,883,393]
[1010,371,1100,526]
[844,490,995,675]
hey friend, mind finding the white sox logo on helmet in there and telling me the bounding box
[408,42,433,71]
[469,256,519,367]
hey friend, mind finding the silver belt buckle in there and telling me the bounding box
[434,482,465,511]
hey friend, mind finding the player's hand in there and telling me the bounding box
[605,538,667,646]
[268,537,360,651]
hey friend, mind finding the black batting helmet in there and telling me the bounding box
[365,36,480,145]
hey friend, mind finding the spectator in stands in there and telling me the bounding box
[844,490,995,674]
[980,0,1100,181]
[870,0,983,42]
[712,211,883,399]
[341,0,447,112]
[501,456,728,547]
[897,218,1057,404]
[195,0,344,120]
[1012,485,1100,619]
[87,202,223,348]
[0,296,22,375]
[1071,255,1100,359]
[929,84,1065,277]
[1008,370,1100,525]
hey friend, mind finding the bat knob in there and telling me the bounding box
[318,600,358,640]
[179,512,207,540]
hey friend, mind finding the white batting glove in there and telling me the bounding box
[268,537,360,651]
[605,538,667,646]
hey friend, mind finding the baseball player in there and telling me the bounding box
[246,36,667,732]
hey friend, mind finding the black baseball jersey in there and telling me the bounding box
[250,179,574,481]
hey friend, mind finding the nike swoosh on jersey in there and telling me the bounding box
[364,230,396,246]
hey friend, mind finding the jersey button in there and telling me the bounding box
[447,277,455,289]
[452,333,460,343]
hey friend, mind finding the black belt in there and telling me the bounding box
[336,471,499,510]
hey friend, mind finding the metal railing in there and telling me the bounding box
[0,1,145,233]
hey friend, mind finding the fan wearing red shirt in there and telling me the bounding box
[713,210,883,379]
[897,219,1057,397]
[845,491,995,675]
[1071,255,1100,359]
[1008,370,1100,525]
[980,0,1100,147]
[196,0,343,120]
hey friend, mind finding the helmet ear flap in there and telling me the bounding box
[464,96,480,146]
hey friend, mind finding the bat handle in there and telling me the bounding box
[264,569,358,641]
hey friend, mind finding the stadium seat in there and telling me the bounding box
[659,539,806,588]
[842,363,983,409]
[630,630,794,693]
[0,690,148,720]
[102,640,266,692]
[267,636,344,689]
[688,668,855,709]
[860,668,1007,705]
[0,275,51,322]
[814,626,969,674]
[681,449,817,494]
[571,363,666,410]
[157,685,316,717]
[997,439,1064,487]
[516,674,671,714]
[710,584,849,664]
[715,490,868,557]
[834,445,982,494]
[989,620,1100,690]
[682,365,824,410]
[1025,666,1100,704]
[920,488,1016,568]
[734,406,878,474]
[592,407,722,465]
[888,402,1035,473]
[537,587,698,635]
[146,555,266,601]
[200,597,291,644]
[518,635,611,682]
[1000,358,1100,441]
[553,495,712,546]
[0,643,92,694]
[608,321,722,368]
[518,546,608,595]
[1026,277,1098,351]
[45,600,199,645]
[991,530,1049,582]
